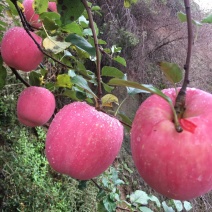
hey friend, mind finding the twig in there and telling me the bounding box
[10,67,30,87]
[81,0,102,109]
[91,179,111,192]
[174,0,193,132]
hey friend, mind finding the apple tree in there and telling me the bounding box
[0,0,212,211]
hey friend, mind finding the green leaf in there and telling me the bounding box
[108,78,172,104]
[162,201,175,212]
[102,82,114,93]
[65,34,96,57]
[102,66,124,78]
[139,207,153,212]
[158,61,183,84]
[72,75,97,98]
[33,0,48,14]
[56,74,72,88]
[177,12,187,22]
[63,90,80,101]
[183,201,192,211]
[91,6,101,11]
[98,200,108,212]
[201,14,212,23]
[40,12,61,30]
[113,56,127,67]
[5,0,19,15]
[0,57,7,89]
[61,22,83,35]
[124,0,137,8]
[177,12,202,26]
[173,200,183,212]
[57,0,84,25]
[103,196,117,212]
[29,72,41,86]
[78,180,87,190]
[43,36,71,54]
[96,189,107,201]
[118,112,132,128]
[130,190,149,205]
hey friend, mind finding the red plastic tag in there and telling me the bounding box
[180,118,197,133]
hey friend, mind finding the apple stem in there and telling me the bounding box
[174,0,193,131]
[81,0,103,110]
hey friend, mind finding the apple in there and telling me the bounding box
[45,102,123,180]
[131,87,212,200]
[23,0,57,28]
[17,86,56,127]
[1,27,43,72]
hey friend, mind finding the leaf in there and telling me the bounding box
[101,94,119,107]
[63,90,78,100]
[201,14,212,24]
[127,87,150,95]
[183,201,192,211]
[97,200,108,212]
[113,56,127,67]
[158,61,183,84]
[162,201,175,212]
[108,78,172,105]
[177,12,187,22]
[173,200,183,212]
[130,190,149,205]
[29,72,41,86]
[103,196,117,212]
[56,74,72,88]
[177,12,202,26]
[61,22,83,35]
[72,75,97,98]
[78,180,87,190]
[96,189,107,201]
[102,82,114,93]
[102,66,124,78]
[0,57,7,89]
[148,195,161,207]
[39,12,61,30]
[139,207,153,212]
[33,0,48,14]
[124,0,137,8]
[118,112,132,127]
[5,0,19,15]
[57,0,84,25]
[91,6,101,11]
[65,34,96,57]
[43,36,71,54]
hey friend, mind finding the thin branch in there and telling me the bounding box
[10,67,30,87]
[174,0,193,131]
[81,0,102,109]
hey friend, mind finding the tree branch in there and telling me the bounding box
[174,0,193,132]
[81,0,102,109]
[10,67,30,87]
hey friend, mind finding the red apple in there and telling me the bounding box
[23,0,57,28]
[1,27,43,72]
[131,88,212,200]
[45,102,123,180]
[17,86,55,127]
